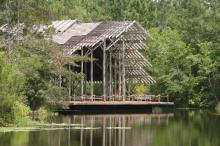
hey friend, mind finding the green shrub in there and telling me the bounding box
[12,102,36,126]
[37,107,49,122]
[133,84,149,95]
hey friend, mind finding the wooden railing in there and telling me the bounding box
[67,95,170,102]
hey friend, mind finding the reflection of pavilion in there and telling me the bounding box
[64,113,174,146]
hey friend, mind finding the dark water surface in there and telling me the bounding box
[0,110,220,146]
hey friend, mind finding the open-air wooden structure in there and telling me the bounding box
[52,20,155,101]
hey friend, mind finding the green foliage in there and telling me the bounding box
[133,84,149,95]
[12,102,35,126]
[37,107,49,122]
[146,27,219,107]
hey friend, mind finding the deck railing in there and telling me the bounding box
[67,95,170,102]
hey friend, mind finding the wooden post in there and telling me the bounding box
[128,79,131,101]
[114,57,117,100]
[68,64,71,100]
[103,40,106,101]
[85,62,87,95]
[118,49,122,100]
[109,51,112,101]
[122,39,126,101]
[91,49,94,100]
[81,49,84,100]
[106,52,109,99]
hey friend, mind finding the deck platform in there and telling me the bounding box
[64,101,174,113]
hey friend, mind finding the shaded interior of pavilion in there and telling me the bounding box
[69,40,154,101]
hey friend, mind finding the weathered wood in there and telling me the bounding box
[103,40,106,101]
[81,48,84,100]
[118,48,122,100]
[127,79,131,100]
[109,51,112,100]
[68,64,71,99]
[84,62,87,95]
[122,39,126,101]
[68,101,174,105]
[114,57,117,100]
[90,49,94,100]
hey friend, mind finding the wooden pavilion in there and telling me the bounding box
[52,20,155,101]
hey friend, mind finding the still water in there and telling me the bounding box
[0,110,220,146]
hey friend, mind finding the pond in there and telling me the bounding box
[0,110,220,146]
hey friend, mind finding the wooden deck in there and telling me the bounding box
[64,100,174,113]
[68,101,174,105]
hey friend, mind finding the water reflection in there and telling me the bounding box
[1,111,220,146]
[63,114,173,146]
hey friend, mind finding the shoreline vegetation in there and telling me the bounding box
[0,123,93,133]
[0,0,219,127]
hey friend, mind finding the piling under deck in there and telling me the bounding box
[62,101,174,114]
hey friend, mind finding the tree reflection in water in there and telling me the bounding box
[0,111,220,146]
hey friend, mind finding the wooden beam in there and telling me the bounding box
[122,39,126,101]
[90,49,94,100]
[84,62,87,95]
[114,57,117,100]
[68,64,71,100]
[109,51,112,100]
[118,48,121,100]
[128,79,131,100]
[103,40,106,101]
[81,48,84,100]
[106,36,122,50]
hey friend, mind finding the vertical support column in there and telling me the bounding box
[118,49,122,100]
[109,51,112,100]
[106,52,109,98]
[90,49,94,100]
[68,64,71,100]
[114,57,117,100]
[84,62,87,95]
[122,39,126,101]
[128,79,131,101]
[81,48,84,100]
[103,40,106,101]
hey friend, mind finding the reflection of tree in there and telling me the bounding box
[0,132,29,146]
[2,112,219,146]
[151,111,220,146]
